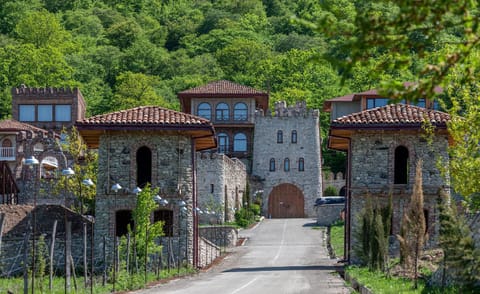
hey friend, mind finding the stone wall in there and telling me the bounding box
[315,204,344,226]
[199,226,238,248]
[196,153,246,222]
[94,132,194,264]
[198,237,220,268]
[252,101,323,217]
[348,131,449,262]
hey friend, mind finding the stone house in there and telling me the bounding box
[252,101,323,218]
[179,80,323,218]
[325,90,450,262]
[76,106,216,267]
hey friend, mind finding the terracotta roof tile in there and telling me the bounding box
[0,119,50,133]
[331,104,450,128]
[76,106,212,127]
[178,80,267,96]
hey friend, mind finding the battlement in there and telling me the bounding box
[12,85,81,98]
[255,101,319,118]
[197,152,246,171]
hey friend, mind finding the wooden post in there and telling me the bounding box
[70,254,77,291]
[65,221,72,293]
[49,220,57,291]
[23,220,31,294]
[83,223,87,289]
[126,233,130,273]
[0,213,5,255]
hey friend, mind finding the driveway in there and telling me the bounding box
[136,218,350,294]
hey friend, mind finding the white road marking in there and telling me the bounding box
[272,220,287,264]
[230,277,259,294]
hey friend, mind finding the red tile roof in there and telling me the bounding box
[331,104,450,128]
[76,106,217,150]
[76,106,212,127]
[178,80,267,96]
[0,119,50,133]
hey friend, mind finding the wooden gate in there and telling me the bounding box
[268,183,304,218]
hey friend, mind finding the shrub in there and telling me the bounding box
[324,186,338,196]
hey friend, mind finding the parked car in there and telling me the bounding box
[314,197,345,206]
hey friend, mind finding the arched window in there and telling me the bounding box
[269,158,275,171]
[233,102,248,121]
[116,210,134,237]
[1,139,12,147]
[394,146,409,184]
[298,157,304,171]
[291,130,297,143]
[233,133,247,152]
[284,158,290,172]
[197,102,212,120]
[218,133,229,153]
[216,103,229,121]
[137,146,152,188]
[277,130,283,143]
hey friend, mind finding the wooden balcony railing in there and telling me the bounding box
[0,147,15,161]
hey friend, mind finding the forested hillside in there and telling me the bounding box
[1,0,461,172]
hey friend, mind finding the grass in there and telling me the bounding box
[0,266,196,294]
[346,266,460,294]
[329,220,344,259]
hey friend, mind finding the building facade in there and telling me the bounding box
[327,98,450,262]
[252,101,322,218]
[76,106,216,267]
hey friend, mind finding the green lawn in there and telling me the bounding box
[0,267,195,294]
[329,220,344,259]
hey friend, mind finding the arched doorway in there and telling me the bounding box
[268,183,304,218]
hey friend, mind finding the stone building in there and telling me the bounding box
[326,94,450,262]
[251,101,322,218]
[76,106,216,267]
[178,80,269,172]
[196,152,246,222]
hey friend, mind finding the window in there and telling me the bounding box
[210,184,214,193]
[38,105,53,121]
[136,146,152,188]
[298,158,304,171]
[233,102,248,120]
[284,158,290,172]
[394,146,409,184]
[218,133,229,153]
[277,130,283,143]
[154,210,173,237]
[19,105,35,121]
[291,130,297,143]
[269,158,275,171]
[116,210,134,237]
[1,139,12,147]
[233,133,247,152]
[366,98,389,109]
[55,105,71,122]
[215,103,229,121]
[433,100,440,110]
[197,103,212,120]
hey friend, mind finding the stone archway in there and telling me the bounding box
[268,183,304,218]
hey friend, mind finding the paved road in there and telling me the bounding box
[136,218,350,294]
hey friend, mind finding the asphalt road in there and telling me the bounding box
[136,218,350,294]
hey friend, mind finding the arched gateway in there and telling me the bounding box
[268,183,304,218]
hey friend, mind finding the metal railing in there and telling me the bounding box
[0,147,15,161]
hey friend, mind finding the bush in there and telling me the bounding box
[234,207,255,228]
[250,203,261,216]
[324,186,338,196]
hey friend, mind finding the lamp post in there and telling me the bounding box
[25,155,39,294]
[177,200,186,269]
[153,194,169,273]
[111,183,121,292]
[61,167,75,294]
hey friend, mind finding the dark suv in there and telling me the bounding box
[314,197,345,206]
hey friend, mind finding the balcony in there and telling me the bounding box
[0,147,15,161]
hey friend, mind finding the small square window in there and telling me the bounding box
[38,105,53,121]
[19,105,35,121]
[55,105,71,122]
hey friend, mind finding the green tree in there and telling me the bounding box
[397,160,427,288]
[438,188,480,290]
